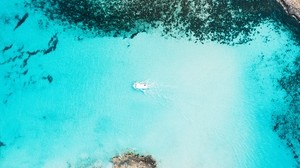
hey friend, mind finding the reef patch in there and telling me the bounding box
[0,33,58,104]
[273,55,300,165]
[27,0,283,44]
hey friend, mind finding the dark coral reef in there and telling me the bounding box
[27,0,286,44]
[274,55,300,165]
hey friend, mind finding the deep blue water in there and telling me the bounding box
[0,0,300,168]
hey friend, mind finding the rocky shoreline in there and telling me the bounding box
[278,0,300,22]
[111,152,156,168]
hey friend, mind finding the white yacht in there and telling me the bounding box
[133,81,151,91]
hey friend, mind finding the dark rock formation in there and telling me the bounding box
[43,34,58,55]
[27,50,41,56]
[14,13,29,31]
[42,75,53,83]
[0,141,5,147]
[112,152,156,168]
[2,44,13,53]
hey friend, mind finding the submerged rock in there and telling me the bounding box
[278,0,300,22]
[0,141,5,147]
[112,152,156,168]
[14,13,29,31]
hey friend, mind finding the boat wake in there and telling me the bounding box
[132,80,175,105]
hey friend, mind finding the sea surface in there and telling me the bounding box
[0,0,299,168]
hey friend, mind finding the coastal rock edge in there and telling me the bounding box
[278,0,300,21]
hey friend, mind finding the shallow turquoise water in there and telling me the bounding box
[0,1,299,168]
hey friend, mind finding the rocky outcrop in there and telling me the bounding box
[278,0,300,22]
[111,152,156,168]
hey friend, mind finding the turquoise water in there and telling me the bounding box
[0,0,300,168]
